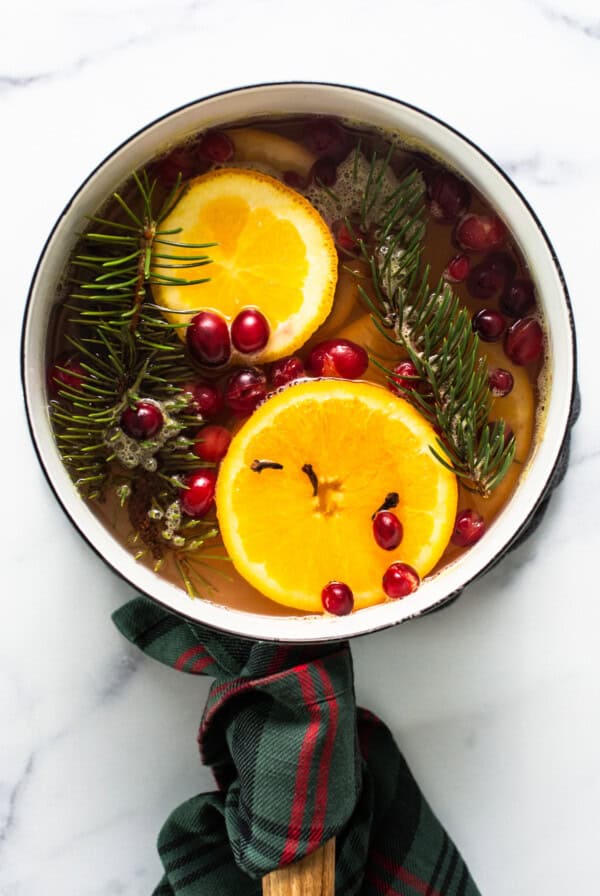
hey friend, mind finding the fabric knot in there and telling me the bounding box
[114,597,481,895]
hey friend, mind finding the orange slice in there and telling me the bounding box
[216,379,458,613]
[224,128,316,177]
[152,168,337,362]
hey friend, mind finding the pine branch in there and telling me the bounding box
[50,171,214,515]
[353,158,515,496]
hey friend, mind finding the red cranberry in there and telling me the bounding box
[271,355,306,388]
[488,368,514,397]
[47,356,85,397]
[504,317,543,365]
[120,400,163,440]
[467,251,516,299]
[472,308,506,342]
[307,339,368,379]
[501,278,536,318]
[186,311,231,367]
[185,380,224,419]
[283,170,308,190]
[224,367,268,416]
[332,219,363,255]
[181,469,217,518]
[455,214,506,252]
[311,157,337,187]
[451,509,486,547]
[443,254,470,283]
[388,360,420,395]
[196,130,234,163]
[321,581,354,615]
[382,562,420,599]
[193,424,231,463]
[303,119,347,160]
[231,308,270,354]
[373,512,403,551]
[426,170,470,222]
[153,148,197,188]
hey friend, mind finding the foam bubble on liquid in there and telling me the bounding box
[106,400,184,471]
[306,149,414,227]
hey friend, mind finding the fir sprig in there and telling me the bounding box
[349,154,515,496]
[50,171,218,563]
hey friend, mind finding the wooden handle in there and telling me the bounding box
[262,838,335,896]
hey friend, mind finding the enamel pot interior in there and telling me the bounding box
[21,83,576,642]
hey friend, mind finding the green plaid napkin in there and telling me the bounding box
[114,597,481,895]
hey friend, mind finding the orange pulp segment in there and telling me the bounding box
[216,379,458,613]
[152,168,337,362]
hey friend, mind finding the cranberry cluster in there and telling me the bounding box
[175,334,369,525]
[152,131,235,188]
[320,499,420,616]
[321,501,490,615]
[429,169,544,367]
[186,308,271,367]
[321,560,421,616]
[154,120,347,197]
[285,118,348,190]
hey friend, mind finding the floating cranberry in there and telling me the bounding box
[231,308,270,354]
[271,355,306,388]
[455,214,506,252]
[388,360,420,394]
[321,581,354,615]
[488,368,514,397]
[120,400,163,440]
[308,339,368,380]
[501,278,536,318]
[186,311,231,367]
[196,130,234,163]
[467,251,516,300]
[283,170,308,190]
[193,424,231,463]
[451,509,486,547]
[504,317,543,365]
[332,219,363,254]
[47,356,85,397]
[373,512,403,551]
[181,469,217,518]
[443,254,470,283]
[154,148,197,188]
[224,367,268,416]
[303,118,347,160]
[312,157,337,187]
[426,170,470,222]
[472,308,506,342]
[185,380,224,419]
[382,562,420,599]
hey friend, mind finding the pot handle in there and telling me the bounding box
[262,838,335,896]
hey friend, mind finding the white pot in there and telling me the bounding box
[21,82,577,642]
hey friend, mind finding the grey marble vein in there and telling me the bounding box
[95,650,142,701]
[498,153,579,187]
[0,74,52,89]
[0,754,34,854]
[536,2,600,40]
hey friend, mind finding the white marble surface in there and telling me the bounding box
[2,1,599,893]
